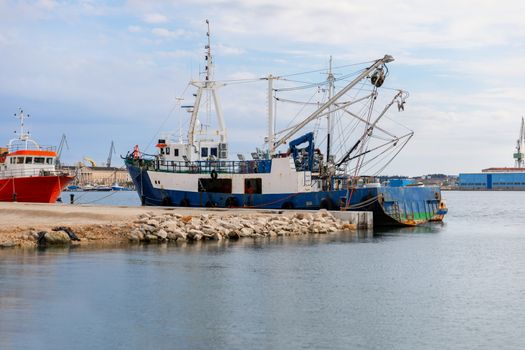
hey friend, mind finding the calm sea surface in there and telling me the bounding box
[1,191,525,349]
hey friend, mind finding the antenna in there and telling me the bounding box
[176,97,184,142]
[204,19,213,81]
[14,108,31,141]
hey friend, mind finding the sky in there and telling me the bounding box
[1,0,524,176]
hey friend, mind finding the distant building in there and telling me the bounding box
[459,118,525,190]
[62,165,132,187]
[459,169,525,190]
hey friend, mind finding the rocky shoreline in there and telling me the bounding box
[128,209,357,243]
[0,209,358,248]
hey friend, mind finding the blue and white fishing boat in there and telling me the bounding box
[125,21,447,226]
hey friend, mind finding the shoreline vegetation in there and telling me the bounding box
[0,202,359,249]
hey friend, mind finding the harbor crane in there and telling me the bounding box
[83,157,97,167]
[106,141,115,167]
[514,117,525,168]
[56,134,69,167]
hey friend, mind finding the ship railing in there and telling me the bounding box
[0,168,70,180]
[141,159,273,175]
[7,144,57,153]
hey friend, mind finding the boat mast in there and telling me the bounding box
[10,108,39,151]
[205,19,213,81]
[267,74,275,156]
[326,56,334,163]
[187,20,227,152]
[15,108,29,146]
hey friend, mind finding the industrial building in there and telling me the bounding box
[459,169,525,190]
[459,118,525,190]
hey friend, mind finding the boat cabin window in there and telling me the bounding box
[166,147,170,155]
[245,178,262,194]
[16,157,24,164]
[210,147,218,157]
[198,178,232,193]
[25,157,33,164]
[46,158,54,164]
[174,148,179,157]
[34,157,45,164]
[160,148,165,155]
[201,147,208,158]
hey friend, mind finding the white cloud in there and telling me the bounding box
[216,44,244,56]
[37,0,56,10]
[155,50,195,58]
[128,25,142,33]
[143,13,168,24]
[151,27,187,39]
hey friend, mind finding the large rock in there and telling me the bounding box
[154,229,168,240]
[161,220,177,229]
[41,231,71,245]
[145,234,158,242]
[0,241,17,248]
[239,227,254,237]
[173,229,187,240]
[166,232,178,241]
[193,233,203,241]
[146,219,159,228]
[141,224,156,233]
[187,229,203,240]
[128,229,145,242]
[227,231,240,240]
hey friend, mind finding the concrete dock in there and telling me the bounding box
[0,202,373,247]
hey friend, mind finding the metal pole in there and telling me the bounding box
[326,56,334,163]
[268,74,275,156]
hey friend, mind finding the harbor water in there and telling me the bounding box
[1,191,524,349]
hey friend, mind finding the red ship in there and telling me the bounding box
[0,109,74,203]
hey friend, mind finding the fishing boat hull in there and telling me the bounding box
[0,175,74,203]
[127,163,446,226]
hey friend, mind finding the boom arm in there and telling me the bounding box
[272,55,394,151]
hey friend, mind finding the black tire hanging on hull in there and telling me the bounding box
[282,202,294,210]
[161,196,173,206]
[319,198,333,210]
[225,197,238,208]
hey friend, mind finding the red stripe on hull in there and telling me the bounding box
[0,175,74,203]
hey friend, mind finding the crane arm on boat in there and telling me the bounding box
[272,55,394,151]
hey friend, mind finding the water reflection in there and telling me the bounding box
[3,192,525,349]
[374,222,445,236]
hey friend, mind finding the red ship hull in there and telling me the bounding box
[0,175,74,203]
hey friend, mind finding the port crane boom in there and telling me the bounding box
[514,117,525,168]
[106,141,115,167]
[56,134,69,166]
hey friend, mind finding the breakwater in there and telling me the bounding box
[0,202,372,248]
[128,210,362,243]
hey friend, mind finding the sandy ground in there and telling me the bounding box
[0,202,285,247]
